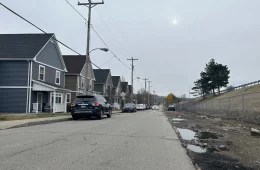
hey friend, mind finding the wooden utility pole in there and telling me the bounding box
[142,78,148,104]
[148,80,151,105]
[78,0,104,94]
[127,57,138,103]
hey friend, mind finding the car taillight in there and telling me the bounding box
[71,103,75,107]
[92,102,101,106]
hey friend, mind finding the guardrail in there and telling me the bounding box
[219,80,260,94]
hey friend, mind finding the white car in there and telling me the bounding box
[152,105,159,110]
[137,104,145,111]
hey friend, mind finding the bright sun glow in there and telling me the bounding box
[172,18,179,25]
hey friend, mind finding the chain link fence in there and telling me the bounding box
[176,92,260,124]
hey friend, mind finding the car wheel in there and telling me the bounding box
[107,109,112,118]
[72,115,78,120]
[98,109,103,120]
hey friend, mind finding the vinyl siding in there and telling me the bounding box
[94,84,104,94]
[0,88,27,113]
[65,75,77,91]
[36,40,64,70]
[32,62,65,88]
[65,75,80,102]
[0,61,29,86]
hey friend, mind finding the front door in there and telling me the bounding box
[37,92,43,112]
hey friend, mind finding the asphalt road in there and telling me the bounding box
[0,109,194,170]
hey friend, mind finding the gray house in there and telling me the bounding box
[111,76,122,108]
[0,33,70,113]
[93,69,113,102]
[62,55,96,102]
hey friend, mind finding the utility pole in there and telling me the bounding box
[78,0,104,94]
[189,85,190,99]
[153,90,155,105]
[142,78,148,104]
[147,81,151,105]
[127,57,138,103]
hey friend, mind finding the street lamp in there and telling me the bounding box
[83,47,109,94]
[89,47,109,54]
[134,77,140,80]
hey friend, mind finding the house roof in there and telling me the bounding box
[121,82,128,93]
[62,55,86,74]
[0,33,53,59]
[93,69,110,84]
[128,85,132,94]
[112,76,120,87]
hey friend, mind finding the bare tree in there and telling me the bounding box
[121,76,126,82]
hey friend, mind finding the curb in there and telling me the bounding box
[1,117,71,130]
[1,111,122,130]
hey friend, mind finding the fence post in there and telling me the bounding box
[206,101,208,112]
[212,99,213,115]
[242,94,245,119]
[228,97,230,118]
[218,99,220,114]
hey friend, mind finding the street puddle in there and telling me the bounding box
[172,118,186,122]
[197,132,218,139]
[187,144,207,153]
[177,128,196,140]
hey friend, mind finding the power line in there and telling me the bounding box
[92,7,129,60]
[104,4,130,49]
[65,0,87,22]
[93,9,118,44]
[64,0,130,69]
[100,56,114,67]
[0,2,101,69]
[91,26,130,69]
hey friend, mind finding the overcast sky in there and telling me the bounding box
[1,0,260,97]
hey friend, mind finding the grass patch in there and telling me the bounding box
[0,113,70,121]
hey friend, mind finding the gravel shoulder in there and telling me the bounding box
[164,110,260,170]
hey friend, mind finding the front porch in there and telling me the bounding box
[31,80,70,113]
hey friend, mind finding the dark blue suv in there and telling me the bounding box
[70,95,112,120]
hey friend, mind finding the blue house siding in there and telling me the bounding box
[36,40,64,70]
[0,61,29,86]
[32,62,65,88]
[0,88,27,113]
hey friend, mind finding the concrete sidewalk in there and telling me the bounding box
[0,111,122,130]
[0,116,71,130]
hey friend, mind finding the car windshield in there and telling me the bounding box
[74,96,95,103]
[125,103,133,107]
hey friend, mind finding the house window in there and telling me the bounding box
[51,93,62,104]
[55,93,62,104]
[38,65,45,81]
[67,93,71,103]
[89,79,92,90]
[81,77,84,88]
[55,70,60,85]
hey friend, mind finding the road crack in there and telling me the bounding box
[7,138,66,158]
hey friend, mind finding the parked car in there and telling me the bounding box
[136,104,144,110]
[168,105,175,111]
[144,104,149,110]
[152,105,159,110]
[70,95,112,120]
[122,103,137,113]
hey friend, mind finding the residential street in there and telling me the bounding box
[0,109,194,170]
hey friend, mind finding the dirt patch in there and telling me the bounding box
[165,110,260,170]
